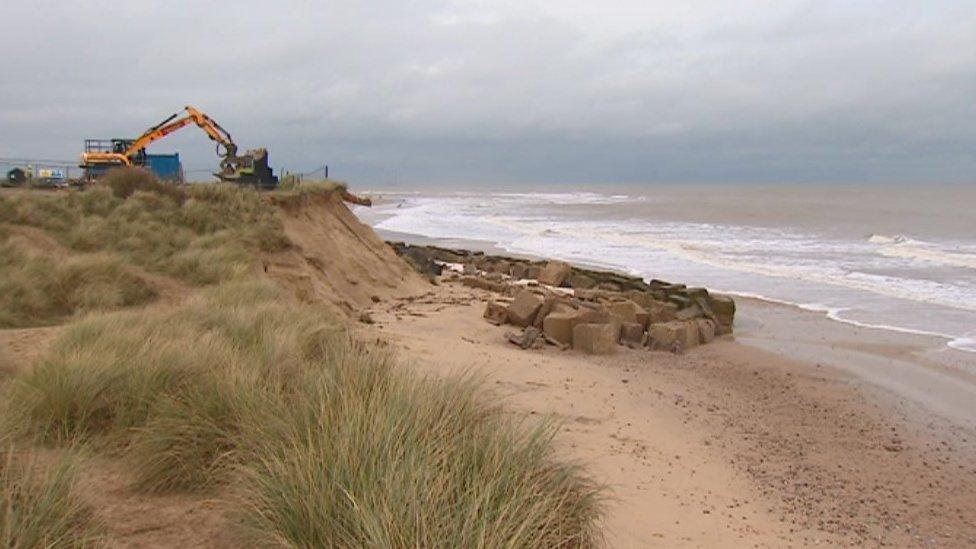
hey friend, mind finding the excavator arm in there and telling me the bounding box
[81,106,239,171]
[125,106,238,161]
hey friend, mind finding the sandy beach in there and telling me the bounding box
[1,182,973,547]
[365,276,976,547]
[4,2,974,546]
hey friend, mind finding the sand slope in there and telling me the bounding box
[263,191,429,314]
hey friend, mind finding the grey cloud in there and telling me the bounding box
[1,0,973,184]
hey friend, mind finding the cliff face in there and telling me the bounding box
[262,190,428,314]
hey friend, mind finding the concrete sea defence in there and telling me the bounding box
[388,242,736,354]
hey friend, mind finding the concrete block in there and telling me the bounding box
[483,300,508,325]
[608,300,639,323]
[511,263,529,280]
[646,300,678,323]
[572,323,618,355]
[533,296,568,328]
[570,273,596,289]
[648,320,699,352]
[708,294,736,333]
[507,290,544,327]
[619,322,645,347]
[543,312,576,346]
[538,260,572,287]
[675,304,703,321]
[695,318,716,344]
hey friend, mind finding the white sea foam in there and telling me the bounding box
[868,233,907,244]
[681,289,976,352]
[504,222,976,313]
[948,337,976,353]
[491,192,634,205]
[869,235,976,270]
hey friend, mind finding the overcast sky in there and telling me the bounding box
[1,0,974,185]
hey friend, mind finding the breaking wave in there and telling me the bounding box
[868,234,976,270]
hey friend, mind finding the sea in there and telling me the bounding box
[355,183,976,353]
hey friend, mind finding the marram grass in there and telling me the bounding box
[2,279,602,546]
[0,448,100,548]
[0,167,290,294]
[0,171,602,546]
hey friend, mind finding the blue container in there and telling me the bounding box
[145,153,183,182]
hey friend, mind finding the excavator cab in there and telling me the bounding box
[217,148,278,189]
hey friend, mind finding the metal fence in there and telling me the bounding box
[1,157,77,185]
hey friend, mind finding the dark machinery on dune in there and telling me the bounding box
[79,105,278,188]
[4,168,27,187]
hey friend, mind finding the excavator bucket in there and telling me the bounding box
[216,148,278,189]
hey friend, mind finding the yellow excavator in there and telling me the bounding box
[80,105,278,188]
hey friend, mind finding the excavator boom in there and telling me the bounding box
[125,106,237,160]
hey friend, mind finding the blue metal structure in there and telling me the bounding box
[145,153,184,182]
[81,139,184,183]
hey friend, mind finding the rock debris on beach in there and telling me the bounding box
[388,242,736,353]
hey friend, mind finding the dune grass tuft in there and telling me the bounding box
[0,169,299,323]
[0,238,155,328]
[235,367,602,547]
[100,167,186,204]
[267,179,346,208]
[0,169,291,290]
[0,280,280,446]
[0,448,100,548]
[1,279,602,545]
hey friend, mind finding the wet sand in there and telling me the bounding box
[366,280,976,547]
[736,297,976,431]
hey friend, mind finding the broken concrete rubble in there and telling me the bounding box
[386,242,737,352]
[507,326,544,349]
[507,290,544,327]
